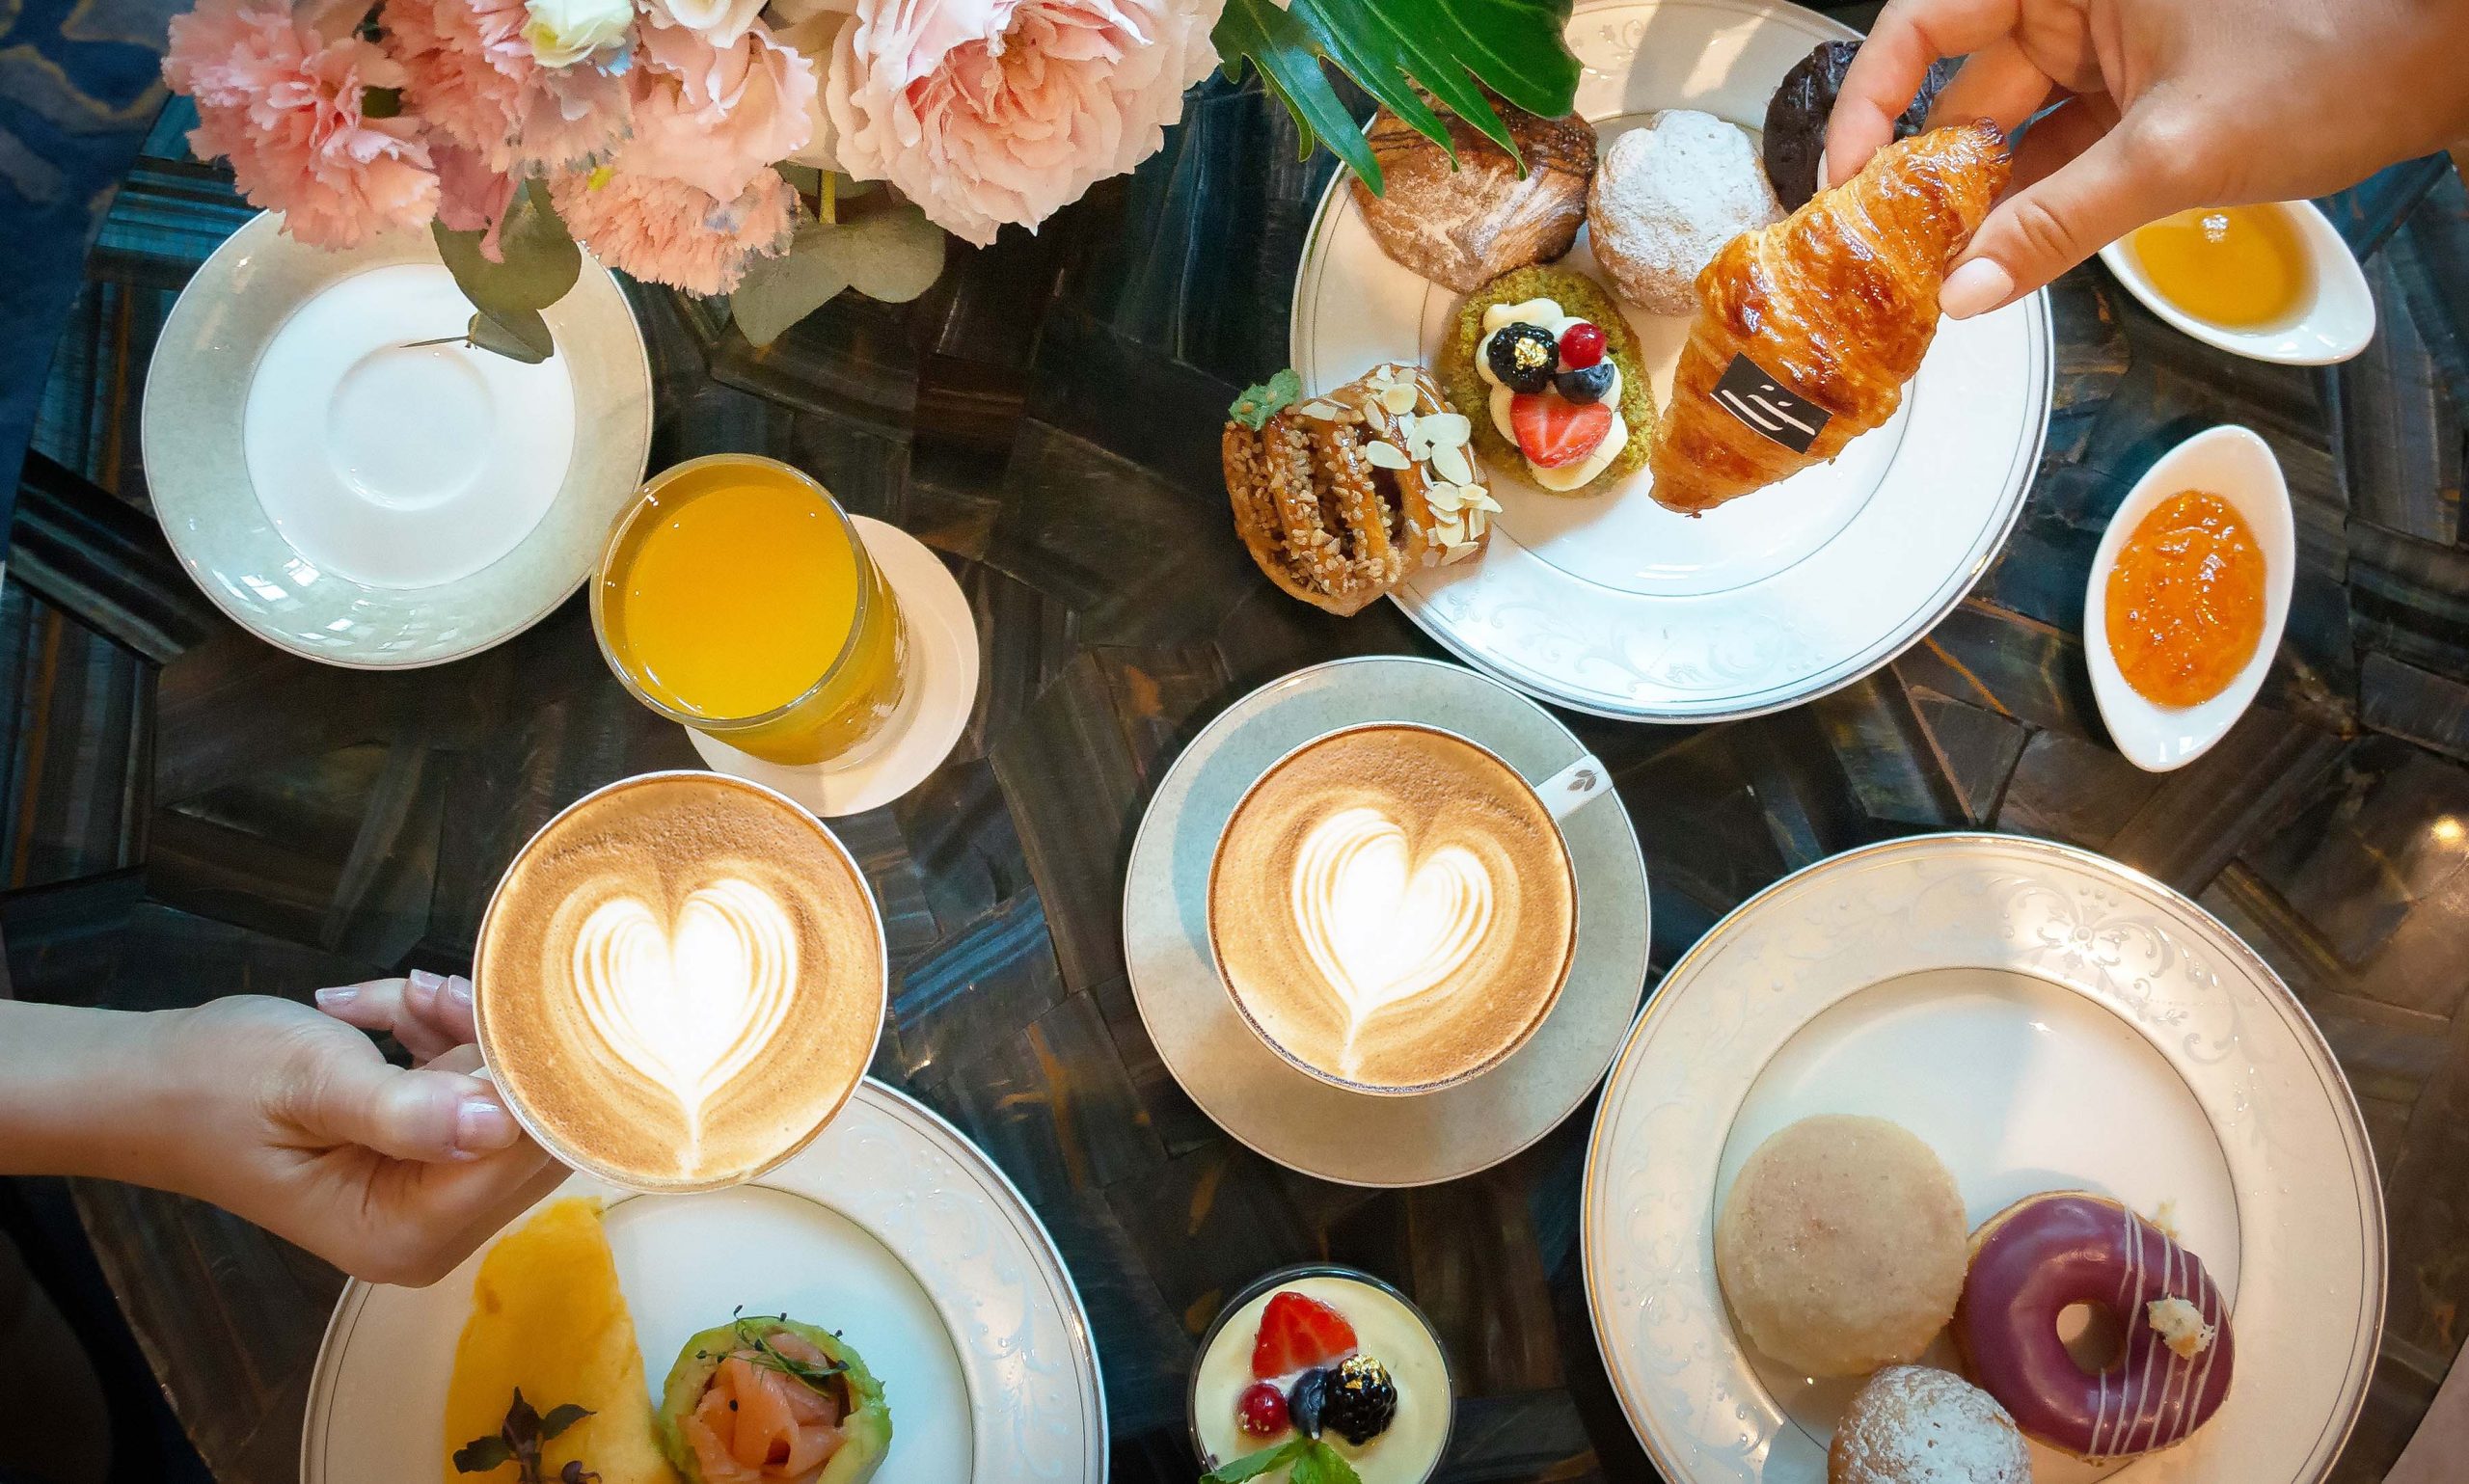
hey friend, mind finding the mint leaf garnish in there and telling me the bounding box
[1230,368,1303,430]
[1200,1435,1309,1482]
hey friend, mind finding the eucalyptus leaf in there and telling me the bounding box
[729,204,946,348]
[433,178,582,324]
[1212,0,1581,194]
[467,309,554,364]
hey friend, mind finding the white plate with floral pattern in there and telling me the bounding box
[1289,0,2050,721]
[1582,834,2382,1484]
[301,1079,1105,1483]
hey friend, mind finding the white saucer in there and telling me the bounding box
[300,1079,1107,1484]
[143,211,651,668]
[1122,655,1651,1187]
[688,516,979,818]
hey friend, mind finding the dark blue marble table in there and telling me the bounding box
[5,7,2469,1481]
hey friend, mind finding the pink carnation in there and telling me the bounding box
[626,1,817,202]
[163,0,439,249]
[824,0,1220,245]
[551,165,798,294]
[387,0,628,172]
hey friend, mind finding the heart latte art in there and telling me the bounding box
[1210,726,1577,1092]
[477,774,885,1190]
[571,879,799,1151]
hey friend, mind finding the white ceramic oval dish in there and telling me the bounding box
[2083,424,2294,772]
[2097,200,2374,365]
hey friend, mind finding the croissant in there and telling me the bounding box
[1648,121,2010,516]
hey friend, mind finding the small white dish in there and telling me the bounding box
[2098,200,2375,364]
[301,1079,1108,1484]
[1121,655,1650,1188]
[689,516,981,818]
[2083,424,2294,771]
[143,211,652,669]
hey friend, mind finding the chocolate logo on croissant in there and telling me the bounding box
[1711,354,1831,454]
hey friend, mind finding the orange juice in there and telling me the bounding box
[2127,204,2312,329]
[594,455,907,766]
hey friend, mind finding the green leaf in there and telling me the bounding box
[432,178,582,341]
[466,309,554,364]
[363,86,402,120]
[1229,368,1302,429]
[1201,1436,1311,1483]
[729,203,946,348]
[536,1404,593,1442]
[1211,0,1581,195]
[1310,1441,1364,1484]
[450,1436,514,1475]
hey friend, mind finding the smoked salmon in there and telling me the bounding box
[657,1317,890,1484]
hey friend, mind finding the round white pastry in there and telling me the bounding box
[1587,110,1782,315]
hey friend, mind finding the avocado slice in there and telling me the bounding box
[657,1317,891,1484]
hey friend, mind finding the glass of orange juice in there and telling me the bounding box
[591,454,909,767]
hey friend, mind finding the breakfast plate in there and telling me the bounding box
[1123,655,1650,1187]
[1288,0,2050,721]
[145,210,652,669]
[301,1079,1106,1483]
[1582,834,2382,1484]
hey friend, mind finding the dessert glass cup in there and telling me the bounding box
[1205,720,1595,1096]
[592,453,909,768]
[471,769,888,1194]
[1185,1263,1456,1481]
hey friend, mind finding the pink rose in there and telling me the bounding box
[626,0,818,202]
[822,0,1222,246]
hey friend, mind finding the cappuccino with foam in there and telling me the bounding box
[475,771,885,1191]
[1207,725,1577,1093]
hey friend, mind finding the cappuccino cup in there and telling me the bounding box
[1206,723,1604,1095]
[473,770,887,1193]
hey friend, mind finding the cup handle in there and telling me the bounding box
[1533,753,1610,823]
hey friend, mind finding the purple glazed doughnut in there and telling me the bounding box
[1955,1192,2235,1461]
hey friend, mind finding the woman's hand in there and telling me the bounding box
[1,976,564,1287]
[1825,0,2469,316]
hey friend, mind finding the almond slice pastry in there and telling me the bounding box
[1222,364,1495,615]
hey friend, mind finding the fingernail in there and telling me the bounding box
[454,1096,518,1156]
[314,985,358,1008]
[446,975,475,1010]
[1940,258,2014,319]
[408,968,445,993]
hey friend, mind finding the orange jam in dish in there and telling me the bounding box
[2105,490,2267,708]
[2127,204,2312,329]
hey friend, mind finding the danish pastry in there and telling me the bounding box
[1222,365,1494,615]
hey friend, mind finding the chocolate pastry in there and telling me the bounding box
[1349,99,1598,293]
[1763,40,1960,210]
[1222,365,1494,615]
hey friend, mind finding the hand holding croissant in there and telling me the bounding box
[1649,121,2009,516]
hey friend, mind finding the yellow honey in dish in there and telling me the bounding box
[2128,204,2312,329]
[596,455,907,766]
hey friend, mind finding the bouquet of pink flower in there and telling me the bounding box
[161,0,1226,329]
